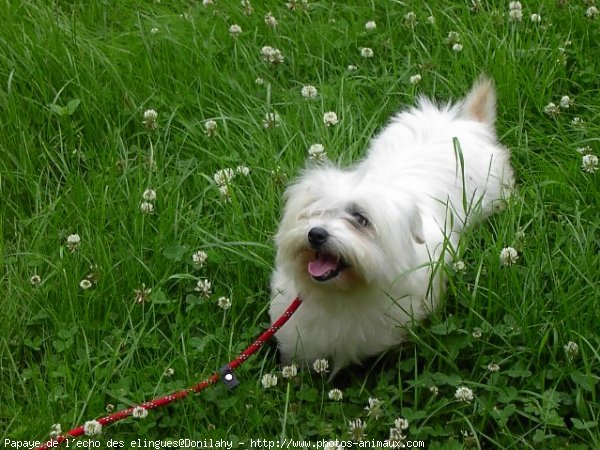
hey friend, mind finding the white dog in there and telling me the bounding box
[269,78,515,375]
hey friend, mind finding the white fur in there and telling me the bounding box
[269,78,515,375]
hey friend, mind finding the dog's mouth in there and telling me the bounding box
[307,252,349,282]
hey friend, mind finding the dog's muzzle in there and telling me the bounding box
[306,227,349,282]
[308,227,329,248]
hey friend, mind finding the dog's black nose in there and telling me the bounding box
[308,227,329,247]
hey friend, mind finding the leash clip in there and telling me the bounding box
[219,365,239,390]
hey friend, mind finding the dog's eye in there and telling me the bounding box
[351,211,369,227]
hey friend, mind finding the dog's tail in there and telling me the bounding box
[461,76,496,126]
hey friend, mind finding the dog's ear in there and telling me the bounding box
[410,207,425,244]
[461,76,497,126]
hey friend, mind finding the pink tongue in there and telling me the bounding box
[308,254,339,277]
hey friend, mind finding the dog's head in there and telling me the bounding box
[275,164,425,291]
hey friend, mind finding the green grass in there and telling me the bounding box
[1,0,599,447]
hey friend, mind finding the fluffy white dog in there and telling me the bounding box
[269,78,515,375]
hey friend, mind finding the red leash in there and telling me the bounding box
[33,296,302,449]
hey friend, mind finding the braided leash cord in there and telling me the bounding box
[33,296,302,450]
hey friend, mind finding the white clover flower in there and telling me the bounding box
[470,0,482,11]
[544,102,560,116]
[509,1,522,11]
[365,397,383,419]
[586,6,598,19]
[49,423,62,438]
[427,15,435,24]
[143,109,158,129]
[229,24,242,38]
[264,12,278,28]
[202,0,214,5]
[80,279,92,290]
[556,47,567,65]
[308,143,327,162]
[192,250,208,267]
[132,406,148,419]
[348,418,367,441]
[560,95,572,109]
[241,0,253,15]
[571,117,585,128]
[301,85,318,99]
[577,146,592,155]
[388,427,407,443]
[530,13,542,23]
[140,201,155,214]
[204,119,218,137]
[163,367,175,377]
[404,11,417,26]
[409,74,422,84]
[195,278,212,297]
[286,0,309,11]
[453,260,466,273]
[347,64,358,72]
[452,43,464,52]
[471,0,482,10]
[67,233,81,251]
[472,328,483,339]
[143,109,158,122]
[30,275,42,286]
[281,364,298,379]
[323,111,339,126]
[134,284,152,303]
[509,9,523,21]
[255,77,264,85]
[500,246,519,266]
[214,168,235,186]
[328,388,343,401]
[218,184,231,201]
[142,189,157,202]
[83,420,102,436]
[462,431,477,446]
[261,46,284,65]
[429,385,439,396]
[446,31,461,46]
[217,296,232,310]
[236,165,251,176]
[323,444,342,450]
[582,154,599,173]
[394,417,409,430]
[360,47,374,58]
[487,363,500,372]
[312,358,329,374]
[454,386,474,403]
[150,27,159,34]
[260,45,274,60]
[564,341,579,359]
[263,111,281,129]
[261,373,278,389]
[365,20,377,30]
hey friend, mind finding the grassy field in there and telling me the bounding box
[1,0,599,447]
